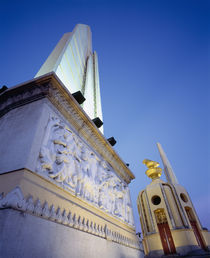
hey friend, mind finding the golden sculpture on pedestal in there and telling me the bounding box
[142,159,162,180]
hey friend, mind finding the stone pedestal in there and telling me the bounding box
[0,73,143,258]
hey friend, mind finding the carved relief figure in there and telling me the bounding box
[80,150,99,204]
[75,145,89,196]
[98,160,109,210]
[124,187,134,224]
[49,123,78,189]
[113,180,124,218]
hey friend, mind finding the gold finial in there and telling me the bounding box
[143,159,162,180]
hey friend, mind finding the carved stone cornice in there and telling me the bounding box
[0,187,140,250]
[0,72,135,184]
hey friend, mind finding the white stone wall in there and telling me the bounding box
[0,100,46,173]
[0,209,143,258]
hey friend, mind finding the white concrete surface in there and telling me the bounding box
[0,209,144,258]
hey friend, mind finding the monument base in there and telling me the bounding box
[0,209,143,258]
[0,73,143,258]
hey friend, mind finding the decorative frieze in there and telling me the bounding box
[36,114,134,226]
[0,187,140,250]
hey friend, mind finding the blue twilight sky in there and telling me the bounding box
[0,0,209,232]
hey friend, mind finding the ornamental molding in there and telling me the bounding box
[0,187,140,250]
[0,72,134,184]
[0,186,24,209]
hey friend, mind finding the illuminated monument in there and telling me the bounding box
[137,143,210,257]
[0,24,143,258]
[35,24,103,131]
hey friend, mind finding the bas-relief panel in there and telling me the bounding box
[36,115,134,226]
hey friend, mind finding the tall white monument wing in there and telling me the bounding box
[35,24,103,132]
[157,142,178,184]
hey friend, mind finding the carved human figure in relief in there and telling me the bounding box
[98,170,116,214]
[39,146,53,171]
[75,146,90,197]
[98,160,110,210]
[65,129,81,187]
[98,165,124,218]
[113,180,124,218]
[38,117,80,190]
[88,152,100,204]
[123,187,134,224]
[39,117,59,171]
[107,173,118,215]
[97,164,133,223]
[49,123,77,189]
[80,149,100,204]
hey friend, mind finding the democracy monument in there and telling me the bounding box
[138,144,210,257]
[0,24,142,258]
[0,24,209,257]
